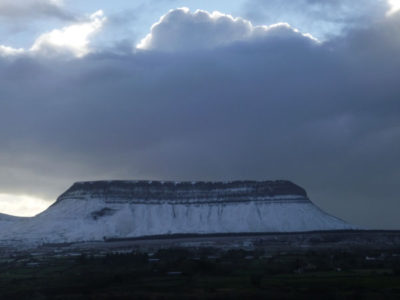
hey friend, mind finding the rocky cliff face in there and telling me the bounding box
[55,180,309,204]
[0,180,355,244]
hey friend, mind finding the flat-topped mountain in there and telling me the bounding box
[55,180,308,205]
[0,180,355,244]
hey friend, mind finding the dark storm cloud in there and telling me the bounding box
[0,8,399,228]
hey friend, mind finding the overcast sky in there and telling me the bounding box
[0,0,399,229]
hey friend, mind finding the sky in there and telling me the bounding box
[0,0,399,229]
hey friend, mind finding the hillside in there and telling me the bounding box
[0,180,354,244]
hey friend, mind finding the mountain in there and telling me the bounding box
[0,180,355,244]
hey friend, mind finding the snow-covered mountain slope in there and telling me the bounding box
[0,213,23,236]
[0,212,22,221]
[0,180,355,244]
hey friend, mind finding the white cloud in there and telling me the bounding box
[387,0,400,15]
[0,45,24,56]
[0,194,51,217]
[30,10,106,57]
[0,10,106,58]
[137,7,318,52]
[243,0,388,41]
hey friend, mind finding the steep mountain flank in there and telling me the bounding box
[0,180,355,244]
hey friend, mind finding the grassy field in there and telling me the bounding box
[0,248,399,299]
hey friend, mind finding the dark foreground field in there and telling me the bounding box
[1,231,400,299]
[1,246,400,299]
